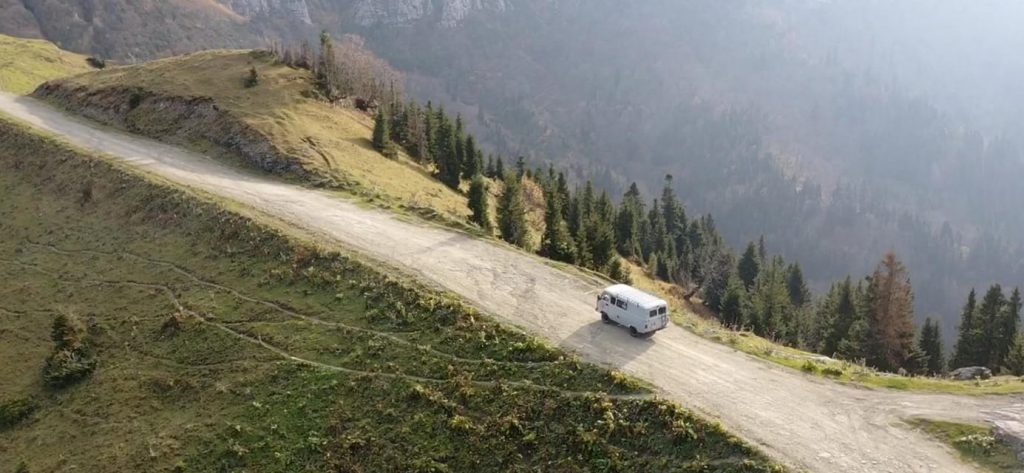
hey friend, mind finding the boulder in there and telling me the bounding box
[950,366,992,381]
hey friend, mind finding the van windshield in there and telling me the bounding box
[658,307,667,315]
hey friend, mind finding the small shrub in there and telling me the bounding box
[800,360,818,373]
[14,460,30,473]
[86,56,107,69]
[821,366,844,377]
[43,311,97,388]
[128,91,145,110]
[0,397,37,429]
[245,66,260,88]
[954,433,997,456]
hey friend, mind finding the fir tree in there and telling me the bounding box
[786,263,811,307]
[918,317,944,376]
[864,253,915,372]
[820,278,859,356]
[372,107,390,152]
[978,284,1007,368]
[737,242,760,290]
[462,136,481,179]
[515,156,527,179]
[468,174,492,233]
[608,258,631,284]
[1000,289,1023,372]
[720,274,748,327]
[616,183,644,258]
[497,172,530,249]
[951,289,979,369]
[485,155,496,178]
[495,156,505,177]
[1003,331,1024,376]
[540,185,576,263]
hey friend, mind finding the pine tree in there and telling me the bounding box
[495,156,505,177]
[748,257,793,340]
[608,258,631,284]
[661,174,687,254]
[497,172,530,249]
[918,317,944,376]
[587,192,617,271]
[485,155,496,178]
[454,116,466,177]
[864,253,915,372]
[468,174,492,233]
[978,284,1007,368]
[556,172,571,221]
[757,235,768,262]
[737,242,760,290]
[462,136,481,180]
[951,289,980,369]
[819,278,859,356]
[515,156,527,179]
[786,263,811,307]
[540,184,576,263]
[615,183,644,258]
[372,107,390,152]
[720,274,748,327]
[1003,331,1024,376]
[999,289,1024,373]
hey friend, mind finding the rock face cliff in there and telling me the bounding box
[351,0,508,27]
[224,0,312,24]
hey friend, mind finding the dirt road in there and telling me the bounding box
[3,92,1022,472]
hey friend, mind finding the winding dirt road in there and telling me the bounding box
[3,92,1023,472]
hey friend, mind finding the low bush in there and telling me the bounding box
[42,311,97,388]
[0,397,37,429]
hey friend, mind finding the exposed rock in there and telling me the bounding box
[949,366,993,381]
[352,0,508,27]
[225,0,312,24]
[993,420,1024,462]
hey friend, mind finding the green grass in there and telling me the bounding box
[0,34,92,94]
[907,419,1022,472]
[45,49,473,223]
[0,117,781,472]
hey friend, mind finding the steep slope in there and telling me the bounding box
[0,34,92,94]
[6,85,1024,473]
[34,49,472,222]
[0,117,780,472]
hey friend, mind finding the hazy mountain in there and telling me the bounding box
[4,0,1023,341]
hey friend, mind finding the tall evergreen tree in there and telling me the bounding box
[819,278,859,356]
[737,242,761,290]
[540,185,577,263]
[661,174,687,254]
[587,191,617,271]
[468,174,492,233]
[786,263,811,307]
[615,183,644,259]
[497,172,530,249]
[515,156,527,179]
[1000,288,1024,372]
[720,274,748,327]
[372,107,390,152]
[461,136,481,180]
[485,155,496,178]
[976,284,1008,369]
[495,156,505,177]
[864,252,915,372]
[1003,331,1024,375]
[918,317,944,376]
[748,257,793,339]
[951,289,980,369]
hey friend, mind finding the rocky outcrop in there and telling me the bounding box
[225,0,312,24]
[949,366,993,381]
[352,0,508,27]
[33,81,314,181]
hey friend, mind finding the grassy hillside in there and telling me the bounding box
[0,118,781,472]
[907,419,1021,473]
[41,49,472,224]
[0,33,92,94]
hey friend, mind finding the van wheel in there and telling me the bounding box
[629,326,639,337]
[601,312,611,324]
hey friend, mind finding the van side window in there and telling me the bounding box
[609,296,617,305]
[658,307,667,315]
[615,300,626,309]
[649,310,657,317]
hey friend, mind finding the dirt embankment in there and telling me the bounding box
[32,81,336,186]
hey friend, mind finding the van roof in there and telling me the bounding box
[603,284,667,309]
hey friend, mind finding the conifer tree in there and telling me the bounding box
[454,116,466,175]
[515,156,527,179]
[556,172,571,221]
[820,278,859,356]
[720,274,748,327]
[978,284,1007,368]
[497,172,530,249]
[864,253,915,372]
[918,317,944,376]
[608,258,631,283]
[372,107,390,152]
[540,185,576,263]
[757,235,768,262]
[495,156,505,177]
[951,289,980,369]
[661,174,687,250]
[737,242,760,290]
[468,174,492,233]
[485,155,496,178]
[786,263,811,307]
[616,183,644,259]
[462,136,480,180]
[1000,288,1023,372]
[587,192,617,271]
[1003,331,1024,375]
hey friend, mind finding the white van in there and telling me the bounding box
[595,284,669,337]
